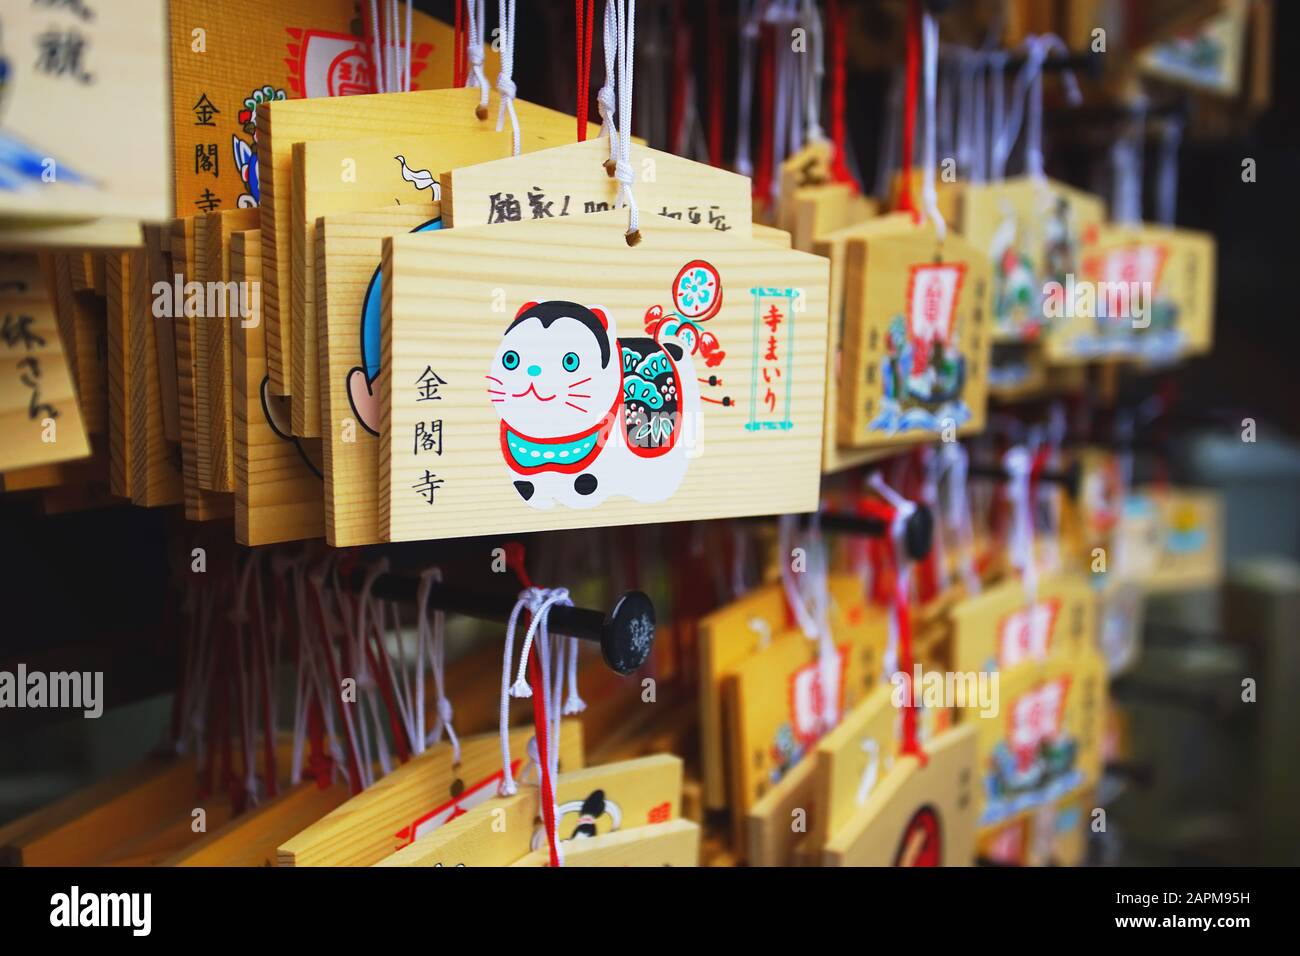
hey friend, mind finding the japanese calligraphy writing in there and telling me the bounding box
[413,419,443,456]
[192,93,220,126]
[746,288,797,432]
[415,366,447,401]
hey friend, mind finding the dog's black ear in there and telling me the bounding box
[664,343,684,361]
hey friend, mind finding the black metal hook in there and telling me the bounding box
[968,460,1082,499]
[776,505,935,563]
[348,570,655,676]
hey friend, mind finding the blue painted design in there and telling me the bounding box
[360,217,442,381]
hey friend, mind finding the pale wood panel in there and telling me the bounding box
[775,142,834,236]
[442,138,752,236]
[0,757,196,866]
[292,127,604,438]
[0,261,91,472]
[838,219,993,449]
[959,647,1107,836]
[379,210,829,541]
[191,216,217,490]
[696,584,788,810]
[823,723,978,866]
[167,781,350,867]
[376,754,683,866]
[108,250,183,506]
[317,205,441,546]
[810,683,896,847]
[0,219,145,250]
[278,722,584,867]
[956,178,1105,343]
[1043,223,1216,364]
[203,209,260,491]
[745,749,819,866]
[510,818,700,867]
[50,255,107,435]
[142,225,182,442]
[259,88,592,396]
[0,0,170,222]
[812,216,928,472]
[948,573,1096,675]
[170,217,232,520]
[792,184,878,253]
[167,0,472,216]
[231,228,325,545]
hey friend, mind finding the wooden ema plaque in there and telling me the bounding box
[960,645,1106,834]
[376,754,683,866]
[291,124,603,439]
[105,250,183,506]
[723,598,887,822]
[0,0,171,223]
[814,217,926,474]
[698,574,882,817]
[168,0,466,217]
[277,722,583,867]
[838,216,993,449]
[442,137,751,234]
[790,182,877,253]
[258,88,577,398]
[1043,224,1216,365]
[378,210,829,541]
[947,573,1097,676]
[511,818,700,867]
[0,257,91,472]
[170,217,232,520]
[1116,486,1224,593]
[958,177,1106,343]
[317,204,439,546]
[231,229,325,545]
[822,722,978,866]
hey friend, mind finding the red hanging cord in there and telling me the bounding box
[707,1,725,167]
[828,0,859,188]
[576,0,596,140]
[308,584,366,796]
[753,22,776,202]
[454,0,466,87]
[861,496,926,763]
[668,0,690,155]
[896,0,921,220]
[504,544,563,869]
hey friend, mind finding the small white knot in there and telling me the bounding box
[437,698,454,723]
[1003,446,1032,480]
[562,691,587,715]
[496,74,516,101]
[614,158,634,186]
[509,677,533,698]
[597,85,615,118]
[469,44,485,68]
[498,779,518,796]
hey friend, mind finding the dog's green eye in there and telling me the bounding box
[562,352,580,372]
[502,350,520,370]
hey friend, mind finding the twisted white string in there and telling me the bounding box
[800,0,825,143]
[495,0,520,155]
[418,568,460,762]
[734,0,759,176]
[598,0,619,171]
[466,0,490,116]
[920,10,945,241]
[613,0,639,241]
[1003,445,1039,620]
